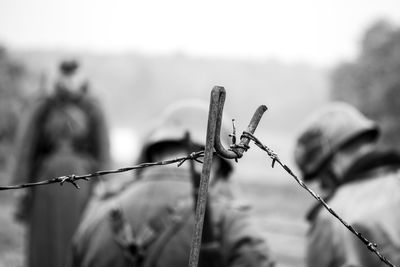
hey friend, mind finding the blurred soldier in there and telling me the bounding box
[294,102,400,267]
[12,59,110,267]
[70,100,275,267]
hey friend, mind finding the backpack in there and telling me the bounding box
[109,197,223,267]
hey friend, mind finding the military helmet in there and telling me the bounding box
[294,102,379,181]
[138,99,233,177]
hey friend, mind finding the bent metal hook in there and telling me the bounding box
[212,86,268,159]
[188,86,268,267]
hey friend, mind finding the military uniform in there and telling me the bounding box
[70,98,274,267]
[294,102,400,267]
[70,166,274,267]
[307,150,400,267]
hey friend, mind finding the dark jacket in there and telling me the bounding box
[70,166,275,267]
[12,89,110,267]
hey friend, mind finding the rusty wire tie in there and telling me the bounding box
[188,86,267,267]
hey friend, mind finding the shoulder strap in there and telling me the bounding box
[142,200,192,267]
[109,199,192,267]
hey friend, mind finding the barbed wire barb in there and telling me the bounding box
[241,130,397,267]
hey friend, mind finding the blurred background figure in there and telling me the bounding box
[69,100,275,267]
[0,46,25,175]
[294,102,400,267]
[11,59,110,267]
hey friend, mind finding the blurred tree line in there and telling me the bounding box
[0,45,27,170]
[331,19,400,149]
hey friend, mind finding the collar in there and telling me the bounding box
[342,150,400,183]
[306,150,400,222]
[51,89,85,104]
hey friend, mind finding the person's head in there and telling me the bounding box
[137,99,233,180]
[55,59,89,95]
[294,102,379,191]
[59,59,79,76]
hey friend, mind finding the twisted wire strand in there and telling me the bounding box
[241,131,396,267]
[0,151,205,191]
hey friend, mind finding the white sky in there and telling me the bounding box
[0,0,399,66]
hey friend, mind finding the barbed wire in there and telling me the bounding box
[241,131,397,267]
[0,131,396,267]
[0,151,205,191]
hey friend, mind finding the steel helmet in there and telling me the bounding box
[138,99,233,177]
[294,102,379,181]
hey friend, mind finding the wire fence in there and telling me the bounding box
[0,132,397,267]
[0,151,205,190]
[0,85,397,267]
[241,131,397,267]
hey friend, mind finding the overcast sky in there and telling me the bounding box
[0,0,399,67]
